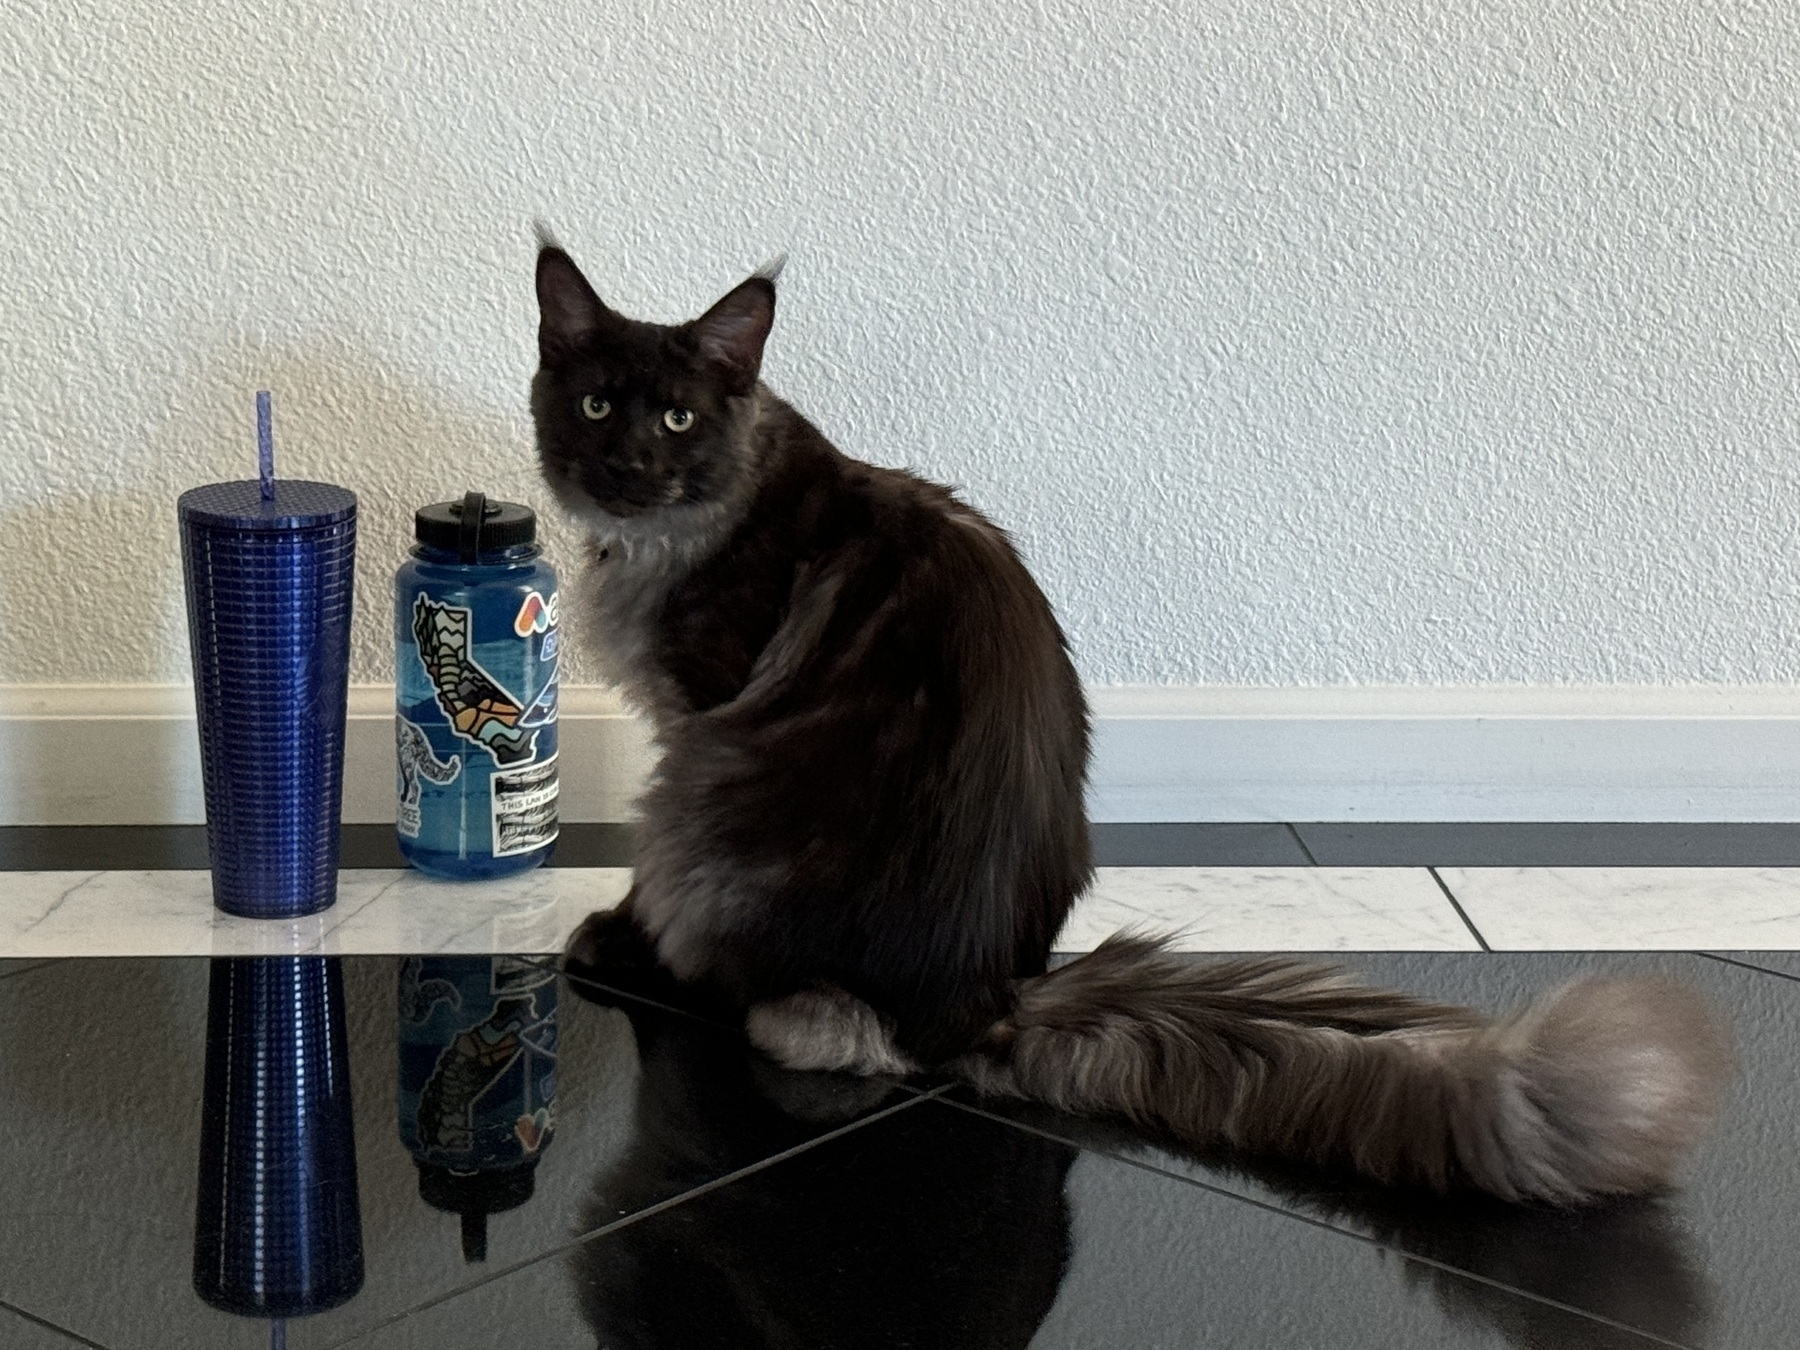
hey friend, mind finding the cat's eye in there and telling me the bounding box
[663,407,696,433]
[580,395,611,421]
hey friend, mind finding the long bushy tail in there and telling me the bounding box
[956,937,1731,1205]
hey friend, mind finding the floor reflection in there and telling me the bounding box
[557,923,1712,1350]
[396,956,559,1264]
[564,976,1076,1349]
[193,957,363,1342]
[979,1105,1715,1348]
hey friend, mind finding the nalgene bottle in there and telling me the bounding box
[395,492,559,877]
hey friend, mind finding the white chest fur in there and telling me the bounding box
[571,499,741,728]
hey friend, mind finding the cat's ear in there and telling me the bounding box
[689,271,777,395]
[536,246,611,363]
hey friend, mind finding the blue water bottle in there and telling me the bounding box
[395,492,559,878]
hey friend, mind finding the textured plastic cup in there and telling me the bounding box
[179,480,357,918]
[193,956,364,1319]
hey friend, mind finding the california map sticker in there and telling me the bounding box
[396,717,462,838]
[412,594,540,766]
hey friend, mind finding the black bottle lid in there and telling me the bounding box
[416,1159,541,1263]
[415,491,538,561]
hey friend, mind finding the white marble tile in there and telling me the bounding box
[0,869,632,958]
[1056,867,1479,952]
[0,865,1475,959]
[1438,867,1800,950]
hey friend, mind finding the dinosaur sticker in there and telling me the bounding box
[395,716,462,838]
[398,956,463,1025]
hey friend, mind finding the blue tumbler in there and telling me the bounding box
[179,478,357,917]
[193,956,364,1322]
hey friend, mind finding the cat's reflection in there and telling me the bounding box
[1292,1173,1711,1348]
[1035,1107,1714,1350]
[561,935,1709,1350]
[562,944,1074,1350]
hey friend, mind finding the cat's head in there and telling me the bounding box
[531,246,776,529]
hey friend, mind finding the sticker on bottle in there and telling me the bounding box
[396,716,462,839]
[491,754,558,856]
[412,594,540,766]
[513,590,558,636]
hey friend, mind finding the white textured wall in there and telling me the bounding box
[5,0,1799,687]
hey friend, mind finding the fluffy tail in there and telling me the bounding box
[956,937,1731,1205]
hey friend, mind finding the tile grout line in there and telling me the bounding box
[928,1095,1695,1350]
[1428,866,1492,952]
[0,1296,108,1349]
[1694,951,1800,985]
[317,1084,954,1350]
[1283,822,1319,866]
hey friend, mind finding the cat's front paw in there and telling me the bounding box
[563,905,664,990]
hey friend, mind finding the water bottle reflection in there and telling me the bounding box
[398,956,559,1263]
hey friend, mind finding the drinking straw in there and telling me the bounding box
[257,390,275,502]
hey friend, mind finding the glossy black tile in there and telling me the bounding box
[0,956,923,1349]
[14,821,1800,870]
[1294,821,1800,866]
[0,825,215,870]
[0,823,636,871]
[39,822,1304,871]
[326,1096,1689,1349]
[954,949,1800,1349]
[1089,821,1313,865]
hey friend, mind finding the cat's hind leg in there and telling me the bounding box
[747,986,919,1077]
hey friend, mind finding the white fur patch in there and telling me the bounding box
[747,988,919,1077]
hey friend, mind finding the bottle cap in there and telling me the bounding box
[415,493,537,559]
[415,1159,541,1263]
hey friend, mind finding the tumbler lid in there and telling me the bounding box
[415,494,538,557]
[178,480,358,531]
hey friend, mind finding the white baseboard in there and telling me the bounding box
[6,683,1800,826]
[0,685,655,828]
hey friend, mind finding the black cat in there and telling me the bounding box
[533,242,1729,1204]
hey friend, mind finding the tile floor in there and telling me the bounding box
[0,822,1795,1347]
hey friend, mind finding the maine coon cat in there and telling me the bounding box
[532,242,1730,1204]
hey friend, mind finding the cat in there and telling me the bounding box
[531,240,1731,1205]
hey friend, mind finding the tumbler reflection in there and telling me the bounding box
[192,956,364,1339]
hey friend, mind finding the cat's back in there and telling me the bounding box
[657,395,1084,752]
[764,404,1076,693]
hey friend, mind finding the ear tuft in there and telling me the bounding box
[535,246,608,363]
[690,275,776,394]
